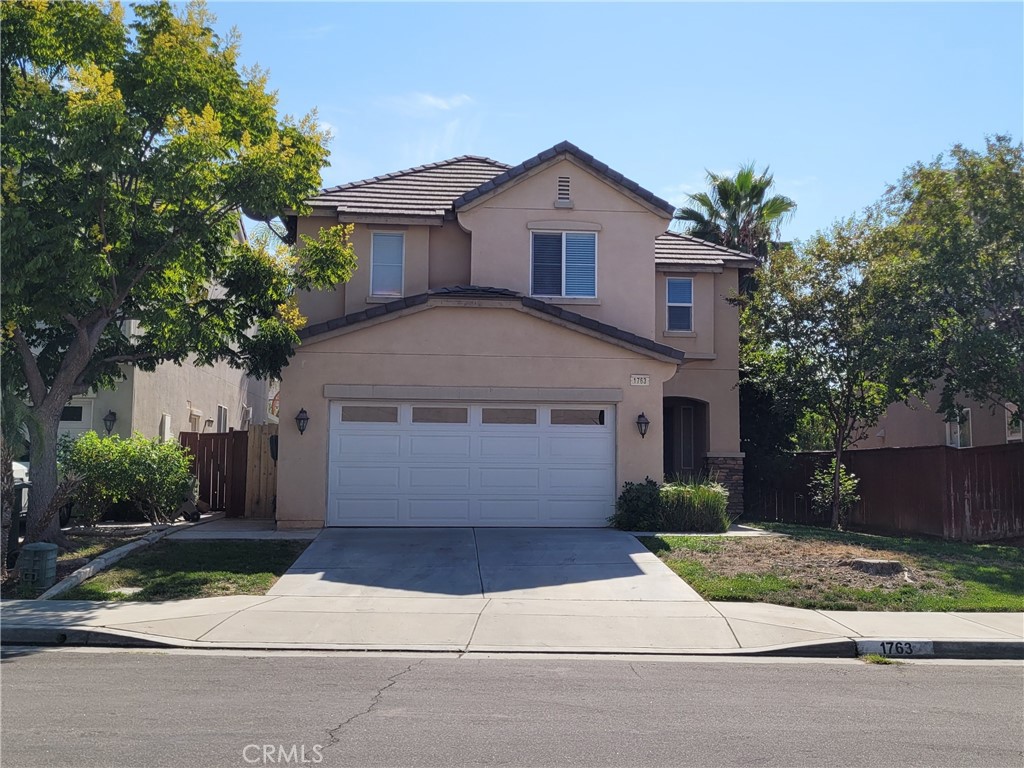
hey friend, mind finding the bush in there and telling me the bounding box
[59,432,195,525]
[610,476,730,532]
[659,479,730,533]
[609,477,661,530]
[809,458,860,528]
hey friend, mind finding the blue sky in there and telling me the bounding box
[202,2,1023,242]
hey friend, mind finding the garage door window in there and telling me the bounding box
[412,407,468,424]
[482,408,537,425]
[342,405,399,423]
[551,408,605,426]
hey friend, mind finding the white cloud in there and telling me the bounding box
[380,92,474,116]
[399,115,484,166]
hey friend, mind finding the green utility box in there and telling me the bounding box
[17,542,59,592]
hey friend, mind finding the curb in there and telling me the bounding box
[3,628,1020,660]
[36,521,194,600]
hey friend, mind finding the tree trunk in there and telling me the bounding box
[25,405,63,544]
[830,433,844,530]
[0,440,14,578]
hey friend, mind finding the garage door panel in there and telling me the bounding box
[328,402,615,527]
[479,467,541,490]
[334,498,400,524]
[546,498,614,523]
[479,499,541,523]
[408,434,472,458]
[336,433,401,459]
[548,467,616,492]
[548,435,614,461]
[408,467,471,490]
[408,499,471,522]
[336,466,401,491]
[479,435,541,459]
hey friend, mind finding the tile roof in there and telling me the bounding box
[654,231,757,266]
[452,141,676,216]
[298,286,684,363]
[307,156,511,218]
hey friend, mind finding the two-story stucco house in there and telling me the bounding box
[275,142,754,529]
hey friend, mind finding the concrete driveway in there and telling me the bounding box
[268,527,702,601]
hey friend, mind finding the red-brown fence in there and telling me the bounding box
[748,443,1024,542]
[179,430,249,517]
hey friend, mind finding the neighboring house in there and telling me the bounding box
[276,141,755,529]
[59,357,276,442]
[855,392,1021,451]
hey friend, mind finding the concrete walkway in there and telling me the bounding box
[2,526,1021,658]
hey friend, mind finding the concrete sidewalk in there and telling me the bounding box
[2,596,1021,658]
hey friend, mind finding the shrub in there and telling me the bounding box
[609,477,661,530]
[809,459,860,528]
[659,479,730,533]
[611,476,730,532]
[59,432,195,525]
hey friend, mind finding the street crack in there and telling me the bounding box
[323,660,424,750]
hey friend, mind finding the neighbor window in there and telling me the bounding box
[667,278,693,331]
[216,404,228,433]
[370,232,404,297]
[60,406,84,422]
[946,409,972,449]
[342,405,399,423]
[551,409,605,426]
[412,407,468,424]
[1007,404,1022,442]
[531,232,596,297]
[482,408,537,425]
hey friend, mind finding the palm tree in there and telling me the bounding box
[674,164,796,259]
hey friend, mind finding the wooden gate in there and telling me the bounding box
[179,429,249,517]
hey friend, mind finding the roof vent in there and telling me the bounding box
[555,176,573,208]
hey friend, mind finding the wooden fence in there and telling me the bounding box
[747,443,1024,542]
[179,424,278,519]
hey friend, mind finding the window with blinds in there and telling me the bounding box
[667,278,693,331]
[530,231,596,297]
[371,232,404,296]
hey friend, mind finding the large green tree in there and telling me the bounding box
[1,1,356,542]
[674,163,796,259]
[871,136,1023,421]
[743,218,913,528]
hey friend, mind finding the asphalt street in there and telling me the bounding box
[1,649,1021,768]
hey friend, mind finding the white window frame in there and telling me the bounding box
[946,408,972,449]
[216,404,229,433]
[370,231,405,298]
[666,277,694,332]
[529,231,598,299]
[1007,403,1022,442]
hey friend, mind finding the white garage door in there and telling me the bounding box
[327,402,616,527]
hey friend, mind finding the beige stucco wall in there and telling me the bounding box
[276,304,678,528]
[428,220,472,288]
[457,158,670,339]
[855,390,1017,449]
[131,357,268,439]
[658,268,742,454]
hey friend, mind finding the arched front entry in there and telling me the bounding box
[663,397,709,480]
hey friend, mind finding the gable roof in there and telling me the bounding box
[298,286,685,364]
[306,156,510,218]
[452,140,676,217]
[654,231,757,267]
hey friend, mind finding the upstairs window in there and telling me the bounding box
[531,232,596,298]
[667,278,693,331]
[946,409,972,449]
[1007,404,1022,442]
[371,232,404,297]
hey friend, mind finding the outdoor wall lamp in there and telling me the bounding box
[102,410,117,436]
[636,412,650,439]
[295,408,310,435]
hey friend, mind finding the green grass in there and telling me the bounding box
[643,525,1024,612]
[58,540,309,601]
[860,654,904,665]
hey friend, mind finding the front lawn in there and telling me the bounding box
[642,523,1024,612]
[1,531,144,599]
[58,540,309,601]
